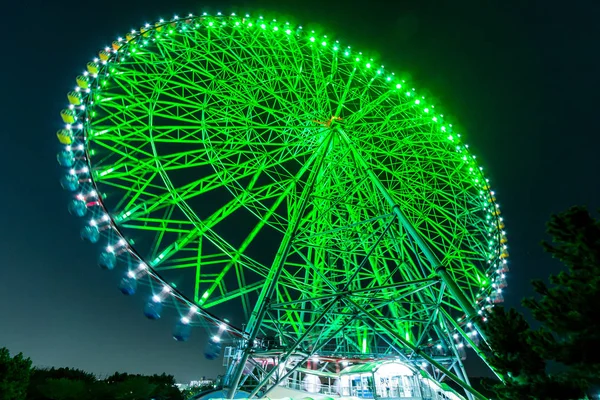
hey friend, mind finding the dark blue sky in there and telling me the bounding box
[2,0,599,383]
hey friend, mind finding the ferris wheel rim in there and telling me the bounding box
[56,11,510,364]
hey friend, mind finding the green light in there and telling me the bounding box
[65,14,506,383]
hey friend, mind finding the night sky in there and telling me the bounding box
[2,0,599,384]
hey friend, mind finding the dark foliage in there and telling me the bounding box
[24,365,183,400]
[0,347,32,400]
[483,206,600,399]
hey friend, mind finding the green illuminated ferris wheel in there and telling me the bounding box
[57,11,510,399]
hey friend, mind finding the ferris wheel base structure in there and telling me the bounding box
[217,357,469,400]
[54,10,510,400]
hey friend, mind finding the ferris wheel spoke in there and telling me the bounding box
[169,36,315,124]
[106,147,311,226]
[196,150,334,309]
[201,280,265,308]
[58,15,508,389]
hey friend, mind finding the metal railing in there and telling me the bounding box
[269,376,455,400]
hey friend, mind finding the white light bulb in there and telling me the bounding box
[181,317,190,324]
[152,295,161,302]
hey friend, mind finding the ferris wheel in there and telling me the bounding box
[56,11,510,400]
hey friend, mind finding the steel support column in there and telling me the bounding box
[226,133,334,398]
[347,298,488,400]
[336,127,488,341]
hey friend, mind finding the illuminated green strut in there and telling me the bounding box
[60,12,510,400]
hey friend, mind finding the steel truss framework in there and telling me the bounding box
[56,12,510,400]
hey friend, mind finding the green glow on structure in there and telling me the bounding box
[57,13,509,396]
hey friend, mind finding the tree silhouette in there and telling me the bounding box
[0,347,32,400]
[484,206,600,399]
